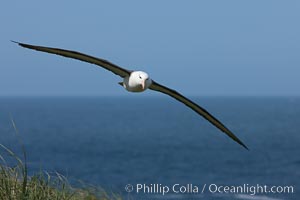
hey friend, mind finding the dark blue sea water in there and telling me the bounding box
[0,97,299,200]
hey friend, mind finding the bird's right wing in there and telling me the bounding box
[13,41,132,78]
[149,80,248,150]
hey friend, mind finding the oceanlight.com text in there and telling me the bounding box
[208,183,294,196]
[125,183,294,196]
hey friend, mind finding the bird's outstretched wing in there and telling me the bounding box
[14,41,248,149]
[12,41,132,78]
[149,80,248,150]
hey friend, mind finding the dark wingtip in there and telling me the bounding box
[11,41,36,51]
[240,142,249,151]
[11,40,19,44]
[235,138,249,151]
[11,40,24,47]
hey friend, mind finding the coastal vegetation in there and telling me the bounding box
[0,120,121,200]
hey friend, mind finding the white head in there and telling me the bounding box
[130,71,152,91]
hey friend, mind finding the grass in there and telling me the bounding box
[0,119,122,200]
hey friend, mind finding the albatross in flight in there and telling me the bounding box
[13,41,248,150]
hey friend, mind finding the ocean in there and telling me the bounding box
[0,96,299,200]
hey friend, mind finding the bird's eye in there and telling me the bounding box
[139,75,142,79]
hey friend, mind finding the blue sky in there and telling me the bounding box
[0,1,299,96]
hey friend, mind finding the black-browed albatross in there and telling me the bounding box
[13,41,248,150]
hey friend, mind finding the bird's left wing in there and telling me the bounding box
[149,80,248,150]
[13,41,132,78]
